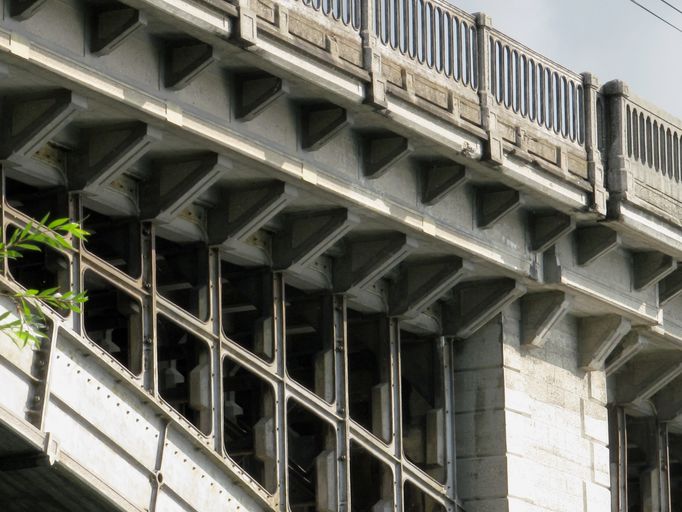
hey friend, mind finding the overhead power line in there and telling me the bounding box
[629,0,682,33]
[658,0,682,15]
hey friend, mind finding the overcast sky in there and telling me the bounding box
[452,0,682,120]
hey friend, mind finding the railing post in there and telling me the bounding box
[582,72,607,216]
[360,0,386,108]
[236,0,258,46]
[602,80,632,210]
[475,13,502,165]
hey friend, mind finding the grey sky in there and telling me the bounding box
[451,0,682,120]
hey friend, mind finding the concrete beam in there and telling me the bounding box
[421,162,468,206]
[520,291,570,348]
[234,72,287,121]
[164,40,216,91]
[272,208,357,271]
[578,314,631,371]
[8,0,46,20]
[140,153,228,223]
[208,181,296,244]
[388,256,467,318]
[444,279,526,339]
[301,104,349,151]
[0,90,85,160]
[476,186,521,229]
[530,211,575,253]
[363,134,412,179]
[659,267,682,306]
[575,225,620,266]
[604,332,646,376]
[90,5,146,56]
[653,375,682,421]
[633,251,677,291]
[67,122,160,192]
[333,233,416,294]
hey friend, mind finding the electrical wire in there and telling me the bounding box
[657,0,682,16]
[628,0,682,33]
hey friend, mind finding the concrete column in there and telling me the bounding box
[454,304,612,512]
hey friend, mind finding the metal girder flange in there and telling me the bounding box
[443,278,526,339]
[141,153,229,223]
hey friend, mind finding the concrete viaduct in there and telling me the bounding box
[0,0,678,510]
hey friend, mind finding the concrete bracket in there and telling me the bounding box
[604,332,646,376]
[208,181,297,244]
[1,89,86,160]
[164,40,216,91]
[421,161,468,206]
[520,291,570,348]
[633,251,677,291]
[575,224,620,266]
[90,5,146,56]
[301,104,350,151]
[363,133,412,179]
[8,0,47,20]
[141,152,228,223]
[652,374,682,421]
[578,314,631,371]
[273,208,357,270]
[67,122,160,192]
[476,186,522,229]
[444,278,527,339]
[530,211,575,253]
[616,359,682,406]
[235,72,288,121]
[388,256,467,318]
[659,268,682,306]
[333,232,416,294]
